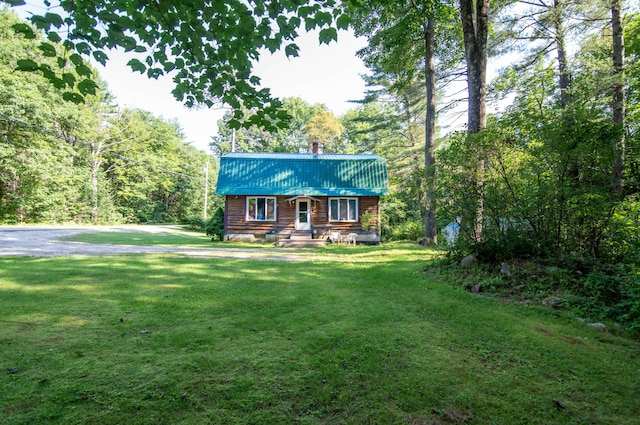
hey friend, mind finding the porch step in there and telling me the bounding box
[277,239,326,248]
[289,231,313,240]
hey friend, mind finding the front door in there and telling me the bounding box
[295,198,311,231]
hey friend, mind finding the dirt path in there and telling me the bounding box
[0,225,304,261]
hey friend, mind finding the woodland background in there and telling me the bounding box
[1,1,638,267]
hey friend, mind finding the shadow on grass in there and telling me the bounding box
[1,255,639,424]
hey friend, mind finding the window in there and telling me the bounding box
[247,197,276,221]
[329,198,357,222]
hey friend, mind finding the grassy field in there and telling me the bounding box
[1,242,639,424]
[64,227,226,247]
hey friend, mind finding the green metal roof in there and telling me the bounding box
[215,153,389,196]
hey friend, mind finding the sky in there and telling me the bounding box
[98,30,370,153]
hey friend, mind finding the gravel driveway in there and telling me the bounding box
[0,225,303,261]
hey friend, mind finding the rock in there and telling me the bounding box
[461,255,476,268]
[542,297,562,307]
[588,322,607,331]
[514,284,526,291]
[553,399,568,410]
[472,284,483,294]
[500,262,511,276]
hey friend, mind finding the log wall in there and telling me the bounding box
[224,195,380,238]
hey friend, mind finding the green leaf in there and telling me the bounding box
[264,38,279,53]
[4,0,26,5]
[319,28,338,45]
[11,23,35,39]
[44,12,63,28]
[228,118,242,130]
[47,32,61,43]
[62,92,85,104]
[336,14,351,30]
[51,77,65,89]
[16,59,39,72]
[62,72,76,87]
[171,83,188,101]
[30,15,48,30]
[75,64,93,77]
[315,11,333,26]
[93,50,109,66]
[147,68,163,79]
[38,42,57,57]
[127,58,146,73]
[284,43,299,58]
[69,53,84,66]
[304,17,316,31]
[75,42,91,55]
[78,79,98,95]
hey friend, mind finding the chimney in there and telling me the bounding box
[312,141,319,155]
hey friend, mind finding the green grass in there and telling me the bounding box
[1,246,639,424]
[64,228,223,247]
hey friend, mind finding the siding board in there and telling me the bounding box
[224,195,380,238]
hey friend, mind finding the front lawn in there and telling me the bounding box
[1,246,638,424]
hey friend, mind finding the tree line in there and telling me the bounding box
[3,0,639,266]
[0,9,214,225]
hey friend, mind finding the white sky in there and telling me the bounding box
[99,30,370,153]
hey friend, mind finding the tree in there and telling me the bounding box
[350,0,461,244]
[459,0,490,241]
[0,9,92,223]
[304,109,344,152]
[210,97,333,155]
[6,0,351,130]
[611,0,625,199]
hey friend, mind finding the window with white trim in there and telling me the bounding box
[246,197,276,221]
[329,198,358,222]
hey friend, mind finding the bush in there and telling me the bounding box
[205,207,224,241]
[615,273,640,336]
[184,216,205,230]
[473,231,543,264]
[388,219,424,241]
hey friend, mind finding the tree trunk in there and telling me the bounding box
[553,0,572,108]
[424,12,437,245]
[611,0,625,199]
[90,141,102,224]
[459,0,490,241]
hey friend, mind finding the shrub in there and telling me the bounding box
[205,207,224,241]
[360,210,375,232]
[388,219,424,241]
[615,273,640,336]
[184,215,205,230]
[473,230,542,264]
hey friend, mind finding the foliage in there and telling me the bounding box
[359,210,375,231]
[434,253,640,336]
[210,97,328,155]
[438,35,639,262]
[205,207,225,241]
[303,109,344,152]
[387,219,425,242]
[184,215,205,230]
[6,0,350,129]
[0,10,212,225]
